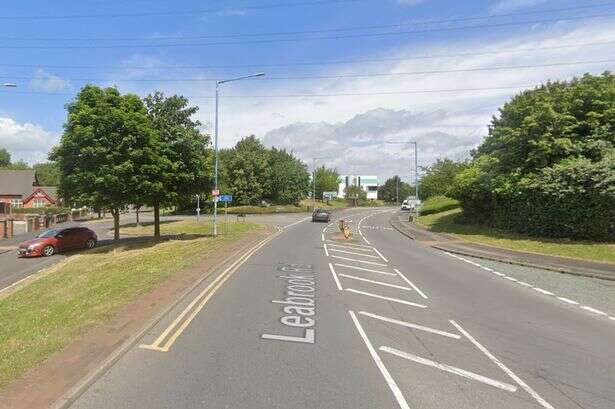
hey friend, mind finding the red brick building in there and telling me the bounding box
[0,170,58,210]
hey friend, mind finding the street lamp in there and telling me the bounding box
[312,156,333,211]
[386,140,420,221]
[213,72,265,237]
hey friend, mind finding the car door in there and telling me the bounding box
[56,228,77,251]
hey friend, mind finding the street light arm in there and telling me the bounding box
[217,72,265,85]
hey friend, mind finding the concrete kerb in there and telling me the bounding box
[389,218,415,240]
[50,227,281,409]
[430,245,615,282]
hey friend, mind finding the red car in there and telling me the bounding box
[17,227,98,257]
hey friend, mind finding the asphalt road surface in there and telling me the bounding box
[70,208,615,409]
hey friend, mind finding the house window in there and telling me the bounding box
[11,199,23,209]
[33,199,46,208]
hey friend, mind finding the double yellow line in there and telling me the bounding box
[140,230,280,353]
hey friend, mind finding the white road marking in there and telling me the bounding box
[581,306,608,316]
[261,329,314,344]
[505,277,518,282]
[345,288,427,308]
[330,255,388,266]
[492,271,506,277]
[394,269,428,300]
[348,311,411,409]
[372,247,389,263]
[480,266,494,272]
[359,311,460,339]
[557,297,579,305]
[518,281,533,287]
[323,243,330,257]
[339,274,412,291]
[334,263,396,276]
[609,317,615,321]
[321,233,324,242]
[450,320,554,409]
[283,216,311,229]
[329,248,380,258]
[533,288,554,296]
[327,243,374,252]
[329,263,343,291]
[326,240,373,249]
[380,347,518,393]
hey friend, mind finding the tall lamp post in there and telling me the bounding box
[213,73,265,237]
[386,140,419,221]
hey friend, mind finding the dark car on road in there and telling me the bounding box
[17,227,98,257]
[312,209,331,223]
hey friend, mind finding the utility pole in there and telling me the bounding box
[396,175,399,206]
[213,72,265,237]
[412,141,420,223]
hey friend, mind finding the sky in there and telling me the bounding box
[1,0,614,182]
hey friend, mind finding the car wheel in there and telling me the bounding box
[42,245,55,257]
[85,238,97,249]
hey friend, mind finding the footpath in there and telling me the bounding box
[389,213,615,281]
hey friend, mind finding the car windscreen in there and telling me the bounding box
[37,229,60,238]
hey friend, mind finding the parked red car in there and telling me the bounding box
[17,227,98,257]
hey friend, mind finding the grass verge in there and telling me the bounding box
[420,196,460,216]
[419,208,615,264]
[0,220,262,390]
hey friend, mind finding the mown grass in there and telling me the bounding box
[419,208,615,264]
[222,204,308,214]
[0,220,262,390]
[420,195,460,216]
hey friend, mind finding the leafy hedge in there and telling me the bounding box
[450,73,615,240]
[11,207,70,215]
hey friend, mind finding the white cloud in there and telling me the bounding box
[489,0,548,13]
[28,69,71,92]
[0,117,58,164]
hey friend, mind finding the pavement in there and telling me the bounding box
[65,207,615,409]
[390,212,615,280]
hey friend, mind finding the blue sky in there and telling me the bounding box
[1,0,614,178]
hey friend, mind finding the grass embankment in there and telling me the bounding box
[0,220,262,389]
[419,207,615,264]
[419,195,460,215]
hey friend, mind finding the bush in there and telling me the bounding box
[11,207,70,215]
[420,196,460,216]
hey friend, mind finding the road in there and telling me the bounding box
[70,208,615,409]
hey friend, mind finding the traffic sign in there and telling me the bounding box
[212,189,220,197]
[218,194,233,203]
[323,191,338,199]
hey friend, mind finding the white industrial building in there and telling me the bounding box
[338,175,379,200]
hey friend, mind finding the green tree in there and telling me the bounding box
[420,159,467,199]
[33,162,60,186]
[345,184,367,200]
[143,91,212,236]
[0,148,10,167]
[450,72,615,239]
[378,175,414,203]
[265,148,310,205]
[225,136,270,205]
[314,166,340,199]
[51,85,162,240]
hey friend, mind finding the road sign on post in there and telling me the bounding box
[323,191,337,200]
[218,194,233,203]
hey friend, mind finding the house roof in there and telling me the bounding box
[39,186,58,201]
[0,170,37,198]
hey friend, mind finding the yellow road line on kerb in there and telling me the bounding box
[140,231,280,353]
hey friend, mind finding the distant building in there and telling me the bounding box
[338,175,379,200]
[0,170,58,209]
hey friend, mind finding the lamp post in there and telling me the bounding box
[386,140,420,221]
[213,73,265,237]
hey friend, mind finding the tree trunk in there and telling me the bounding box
[112,209,120,241]
[154,204,160,239]
[135,205,140,226]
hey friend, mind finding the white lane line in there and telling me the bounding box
[359,229,370,245]
[328,243,374,252]
[326,240,373,249]
[450,320,554,409]
[283,216,311,229]
[323,243,330,257]
[331,255,387,266]
[339,274,412,291]
[492,271,506,277]
[329,263,343,291]
[359,311,460,339]
[321,233,325,242]
[609,317,615,321]
[581,306,608,316]
[345,288,427,309]
[533,288,554,296]
[394,269,428,300]
[348,311,411,409]
[505,277,518,282]
[380,347,517,393]
[372,247,389,263]
[557,297,579,305]
[480,266,494,272]
[334,263,396,276]
[329,248,380,258]
[518,281,533,287]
